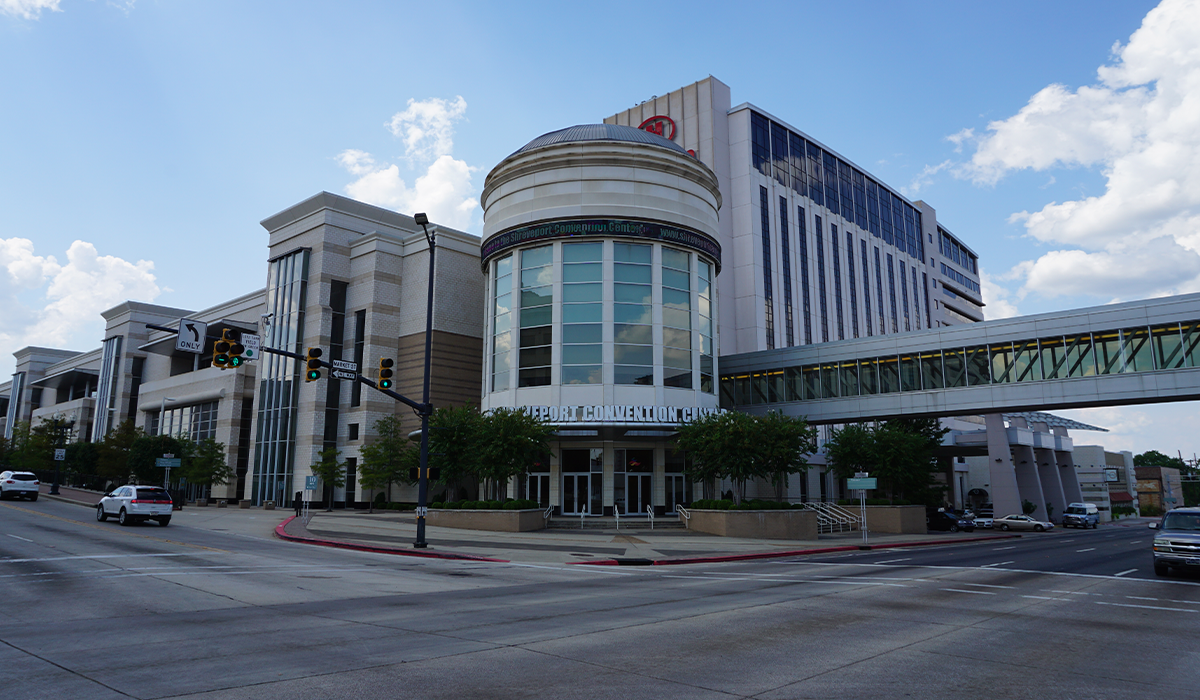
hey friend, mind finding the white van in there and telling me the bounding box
[1062,502,1100,528]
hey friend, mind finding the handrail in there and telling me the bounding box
[676,504,690,529]
[544,504,554,520]
[581,510,586,530]
[614,507,619,531]
[799,501,862,533]
[646,504,655,530]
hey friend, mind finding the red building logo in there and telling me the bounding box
[638,115,676,140]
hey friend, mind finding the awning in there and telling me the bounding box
[1109,491,1135,503]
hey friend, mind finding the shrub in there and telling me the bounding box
[431,501,444,509]
[1141,504,1163,517]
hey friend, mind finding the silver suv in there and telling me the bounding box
[1149,507,1200,577]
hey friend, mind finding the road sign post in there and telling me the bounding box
[847,473,878,544]
[156,455,183,489]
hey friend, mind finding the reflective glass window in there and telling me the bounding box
[1152,323,1185,369]
[878,357,900,393]
[942,348,965,388]
[990,343,1014,384]
[859,358,878,395]
[965,346,990,385]
[1122,327,1154,372]
[1013,340,1041,382]
[1065,334,1097,377]
[920,351,944,389]
[1094,331,1124,375]
[899,354,921,391]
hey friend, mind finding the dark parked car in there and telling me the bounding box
[928,511,975,533]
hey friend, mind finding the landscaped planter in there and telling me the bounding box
[427,509,545,532]
[860,505,927,534]
[686,509,818,540]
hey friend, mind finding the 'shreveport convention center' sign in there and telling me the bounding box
[521,405,723,425]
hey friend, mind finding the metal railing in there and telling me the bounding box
[799,501,860,533]
[544,504,554,520]
[646,504,655,530]
[676,504,691,529]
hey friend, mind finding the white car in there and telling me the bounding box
[973,516,994,529]
[0,471,40,501]
[96,485,174,526]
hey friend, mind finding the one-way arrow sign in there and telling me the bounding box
[330,369,356,381]
[175,318,207,353]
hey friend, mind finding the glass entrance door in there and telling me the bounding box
[626,474,652,515]
[562,474,590,515]
[665,474,691,511]
[616,448,654,515]
[527,473,550,508]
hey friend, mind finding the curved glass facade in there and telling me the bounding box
[487,239,717,393]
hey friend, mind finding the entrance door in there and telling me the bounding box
[665,474,691,511]
[625,473,652,515]
[562,474,590,515]
[616,448,654,515]
[527,473,550,508]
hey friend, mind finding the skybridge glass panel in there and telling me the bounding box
[804,365,821,399]
[990,343,1014,384]
[821,363,840,398]
[943,348,966,388]
[1094,331,1124,375]
[1013,340,1042,382]
[859,357,879,395]
[899,354,921,391]
[768,369,786,403]
[751,372,768,404]
[878,356,900,393]
[1152,323,1185,369]
[840,360,859,397]
[965,345,990,385]
[1064,334,1098,377]
[786,367,803,401]
[1122,327,1154,372]
[920,350,944,389]
[735,374,751,405]
[1182,321,1200,367]
[1040,336,1067,380]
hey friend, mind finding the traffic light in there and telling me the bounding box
[408,466,441,481]
[378,357,394,389]
[227,335,246,368]
[212,329,236,369]
[304,347,323,382]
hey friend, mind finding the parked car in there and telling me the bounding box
[1149,506,1200,577]
[0,471,39,501]
[1062,502,1100,529]
[928,511,976,533]
[973,515,994,529]
[96,485,174,526]
[995,514,1054,532]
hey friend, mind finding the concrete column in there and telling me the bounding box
[1013,443,1047,520]
[985,414,1022,517]
[1035,447,1067,522]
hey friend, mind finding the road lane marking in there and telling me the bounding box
[1076,548,1097,553]
[1129,541,1142,544]
[6,534,32,542]
[991,546,1016,551]
[0,501,226,552]
[1126,595,1158,601]
[954,582,1015,589]
[1021,595,1067,600]
[873,558,912,564]
[1095,601,1198,613]
[1114,569,1138,577]
[0,553,190,564]
[981,561,1015,567]
[940,588,996,595]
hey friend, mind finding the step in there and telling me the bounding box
[546,516,687,530]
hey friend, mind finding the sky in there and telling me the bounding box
[3,0,1199,460]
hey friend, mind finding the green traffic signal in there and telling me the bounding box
[306,368,320,381]
[228,355,243,368]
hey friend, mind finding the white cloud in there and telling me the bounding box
[338,96,480,233]
[946,128,974,154]
[385,96,468,161]
[0,238,160,362]
[0,0,60,19]
[979,268,1020,319]
[902,159,952,196]
[958,0,1200,300]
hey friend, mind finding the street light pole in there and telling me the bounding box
[413,212,435,549]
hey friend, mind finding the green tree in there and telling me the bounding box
[358,415,412,511]
[96,421,145,484]
[676,410,814,503]
[1134,449,1189,472]
[127,433,186,486]
[826,418,948,506]
[311,447,347,511]
[753,410,817,501]
[476,408,556,501]
[183,438,234,490]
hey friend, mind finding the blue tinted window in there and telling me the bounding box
[831,225,844,341]
[815,215,829,343]
[847,231,859,339]
[798,207,813,344]
[838,160,854,222]
[822,152,839,213]
[771,121,789,186]
[760,186,774,349]
[789,132,807,195]
[780,196,794,347]
[861,239,873,336]
[806,141,824,206]
[751,112,771,176]
[866,180,881,236]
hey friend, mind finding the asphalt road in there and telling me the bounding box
[2,499,1198,699]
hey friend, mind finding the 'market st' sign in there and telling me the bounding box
[521,405,723,425]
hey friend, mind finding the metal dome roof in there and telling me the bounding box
[510,123,689,157]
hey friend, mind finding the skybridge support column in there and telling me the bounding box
[1053,427,1084,504]
[985,413,1022,518]
[1012,442,1047,521]
[1036,447,1067,522]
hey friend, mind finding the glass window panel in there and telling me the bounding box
[990,343,1014,384]
[492,371,509,392]
[942,349,965,388]
[494,292,511,315]
[821,363,840,398]
[521,246,552,268]
[700,335,713,355]
[562,283,601,302]
[563,263,602,282]
[786,367,803,401]
[494,312,511,334]
[1094,331,1124,374]
[663,287,691,309]
[664,369,692,389]
[496,256,512,278]
[561,303,601,323]
[492,332,511,354]
[518,367,551,387]
[700,355,713,375]
[519,346,551,368]
[803,365,822,399]
[1152,323,1185,370]
[735,374,750,405]
[521,287,552,308]
[766,370,784,402]
[698,296,711,318]
[1013,340,1041,382]
[701,373,714,394]
[615,283,652,304]
[1123,327,1154,372]
[615,366,654,385]
[520,267,552,287]
[663,307,690,329]
[859,358,878,395]
[697,275,711,297]
[663,327,691,349]
[663,248,689,271]
[615,344,653,365]
[614,243,652,264]
[492,351,510,372]
[614,263,652,283]
[1040,337,1067,380]
[562,345,602,364]
[614,323,652,344]
[698,316,712,336]
[965,345,990,385]
[721,376,736,407]
[878,357,900,393]
[520,305,552,328]
[563,242,602,262]
[1182,321,1200,367]
[520,326,552,347]
[615,303,652,324]
[752,372,768,403]
[561,365,601,385]
[840,361,859,397]
[663,268,690,290]
[562,324,601,344]
[1065,334,1097,377]
[920,351,944,389]
[899,355,921,391]
[664,347,692,370]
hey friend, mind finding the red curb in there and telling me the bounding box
[272,516,509,562]
[569,533,1023,566]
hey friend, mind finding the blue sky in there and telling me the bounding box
[4,0,1199,461]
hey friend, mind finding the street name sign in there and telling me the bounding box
[155,458,182,468]
[331,359,358,372]
[846,478,877,490]
[175,319,207,353]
